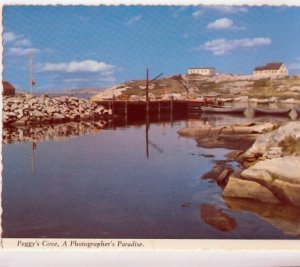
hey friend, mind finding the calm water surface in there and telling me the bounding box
[2,112,300,239]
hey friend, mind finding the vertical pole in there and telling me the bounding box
[145,67,150,158]
[146,67,149,115]
[125,100,128,116]
[170,96,174,114]
[170,96,174,127]
[29,52,33,95]
[187,73,189,98]
[145,120,149,158]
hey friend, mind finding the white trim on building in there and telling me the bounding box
[188,67,216,76]
[253,63,289,78]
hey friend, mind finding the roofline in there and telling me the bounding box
[254,62,284,71]
[188,67,215,70]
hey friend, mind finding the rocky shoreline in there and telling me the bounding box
[224,121,300,208]
[178,121,300,209]
[3,94,111,126]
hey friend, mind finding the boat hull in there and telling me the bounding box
[202,106,246,114]
[253,107,291,116]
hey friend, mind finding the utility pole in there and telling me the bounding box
[144,67,163,159]
[145,67,163,104]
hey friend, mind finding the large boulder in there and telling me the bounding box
[223,176,280,204]
[224,156,300,207]
[241,156,300,207]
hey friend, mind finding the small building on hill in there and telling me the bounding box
[253,62,288,78]
[2,81,16,96]
[188,67,216,76]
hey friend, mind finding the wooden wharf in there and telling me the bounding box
[94,99,203,117]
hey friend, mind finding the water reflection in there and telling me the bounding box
[224,197,300,237]
[200,204,237,232]
[2,121,109,144]
[31,142,37,174]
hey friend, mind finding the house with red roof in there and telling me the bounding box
[2,81,16,96]
[253,62,288,78]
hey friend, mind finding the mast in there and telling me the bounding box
[29,52,33,95]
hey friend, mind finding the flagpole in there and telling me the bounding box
[29,51,33,95]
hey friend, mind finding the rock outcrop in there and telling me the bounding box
[3,94,111,126]
[244,121,300,161]
[224,176,280,204]
[223,122,300,208]
[178,122,278,151]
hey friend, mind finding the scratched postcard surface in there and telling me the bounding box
[2,4,300,250]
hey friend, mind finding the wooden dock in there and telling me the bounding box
[94,99,204,117]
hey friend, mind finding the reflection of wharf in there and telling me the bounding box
[94,100,203,117]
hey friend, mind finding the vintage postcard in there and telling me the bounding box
[2,3,300,251]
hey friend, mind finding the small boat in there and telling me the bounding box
[253,107,291,116]
[202,106,247,114]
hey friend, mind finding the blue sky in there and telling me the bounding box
[3,5,300,92]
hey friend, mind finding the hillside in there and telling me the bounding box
[90,74,300,101]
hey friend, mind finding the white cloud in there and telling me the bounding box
[40,60,115,74]
[3,31,31,46]
[14,38,31,47]
[207,17,245,30]
[3,31,19,43]
[200,37,272,55]
[3,31,43,57]
[125,15,142,26]
[192,9,204,18]
[207,18,233,30]
[7,47,40,56]
[208,6,248,14]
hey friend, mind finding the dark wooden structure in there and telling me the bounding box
[94,99,204,118]
[2,81,16,96]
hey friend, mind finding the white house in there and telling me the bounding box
[188,67,216,76]
[253,62,288,78]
